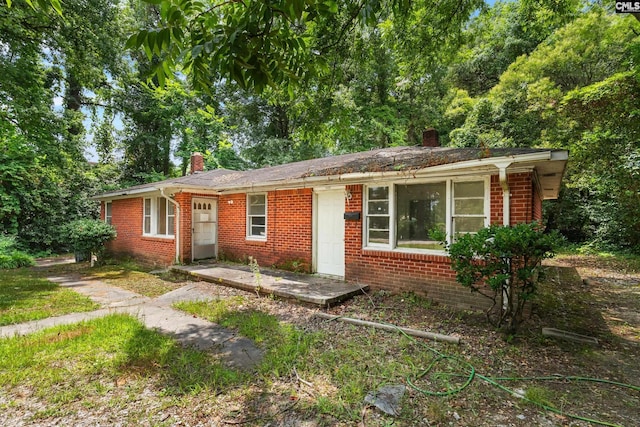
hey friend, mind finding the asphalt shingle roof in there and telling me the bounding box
[97,146,563,198]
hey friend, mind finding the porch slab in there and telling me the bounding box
[171,264,368,307]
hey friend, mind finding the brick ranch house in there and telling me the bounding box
[94,144,568,310]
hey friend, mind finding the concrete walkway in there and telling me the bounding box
[173,263,369,306]
[0,272,263,370]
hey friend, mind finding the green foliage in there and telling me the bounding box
[2,0,639,258]
[446,7,640,254]
[5,0,63,15]
[0,235,34,269]
[559,71,640,250]
[0,0,128,252]
[448,0,579,96]
[60,219,116,264]
[127,0,337,92]
[447,223,561,332]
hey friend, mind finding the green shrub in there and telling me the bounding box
[0,235,34,269]
[447,223,561,333]
[60,219,116,266]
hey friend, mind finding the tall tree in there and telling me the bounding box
[0,0,131,251]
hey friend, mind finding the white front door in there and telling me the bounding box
[316,190,345,277]
[192,198,217,261]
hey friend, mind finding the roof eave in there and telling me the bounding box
[91,149,568,201]
[214,150,564,193]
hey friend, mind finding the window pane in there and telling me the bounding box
[157,198,166,235]
[251,226,266,236]
[248,194,266,237]
[368,200,389,215]
[454,181,484,198]
[168,203,175,215]
[368,216,389,231]
[454,199,484,215]
[368,186,388,200]
[396,183,446,248]
[368,215,389,243]
[168,216,175,236]
[366,186,390,246]
[144,199,151,234]
[105,203,112,225]
[251,216,266,226]
[250,194,265,205]
[369,230,390,244]
[454,217,485,234]
[249,204,265,215]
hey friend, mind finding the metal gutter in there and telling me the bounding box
[494,161,513,226]
[159,188,180,265]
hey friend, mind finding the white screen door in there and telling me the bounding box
[192,198,217,260]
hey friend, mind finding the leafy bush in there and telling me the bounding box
[61,219,116,265]
[447,223,561,333]
[0,235,34,269]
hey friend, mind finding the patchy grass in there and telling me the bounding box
[2,254,639,426]
[176,299,319,379]
[88,267,184,298]
[0,269,98,326]
[174,296,247,323]
[546,253,640,343]
[0,314,243,424]
[39,260,187,298]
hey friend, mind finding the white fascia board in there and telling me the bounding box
[92,184,223,201]
[550,150,569,161]
[158,186,222,196]
[91,186,160,201]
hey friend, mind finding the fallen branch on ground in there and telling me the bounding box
[315,312,461,344]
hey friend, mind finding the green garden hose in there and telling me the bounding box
[396,326,638,427]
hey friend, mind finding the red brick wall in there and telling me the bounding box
[218,189,313,271]
[344,184,491,310]
[509,172,534,224]
[104,198,176,266]
[490,172,535,225]
[345,172,536,310]
[175,193,192,262]
[533,181,543,222]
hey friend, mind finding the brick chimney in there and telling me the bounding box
[422,128,440,147]
[190,152,204,174]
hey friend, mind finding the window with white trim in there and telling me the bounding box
[452,181,485,236]
[247,193,267,239]
[105,202,112,225]
[143,197,175,237]
[364,178,488,252]
[366,186,390,245]
[396,182,447,250]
